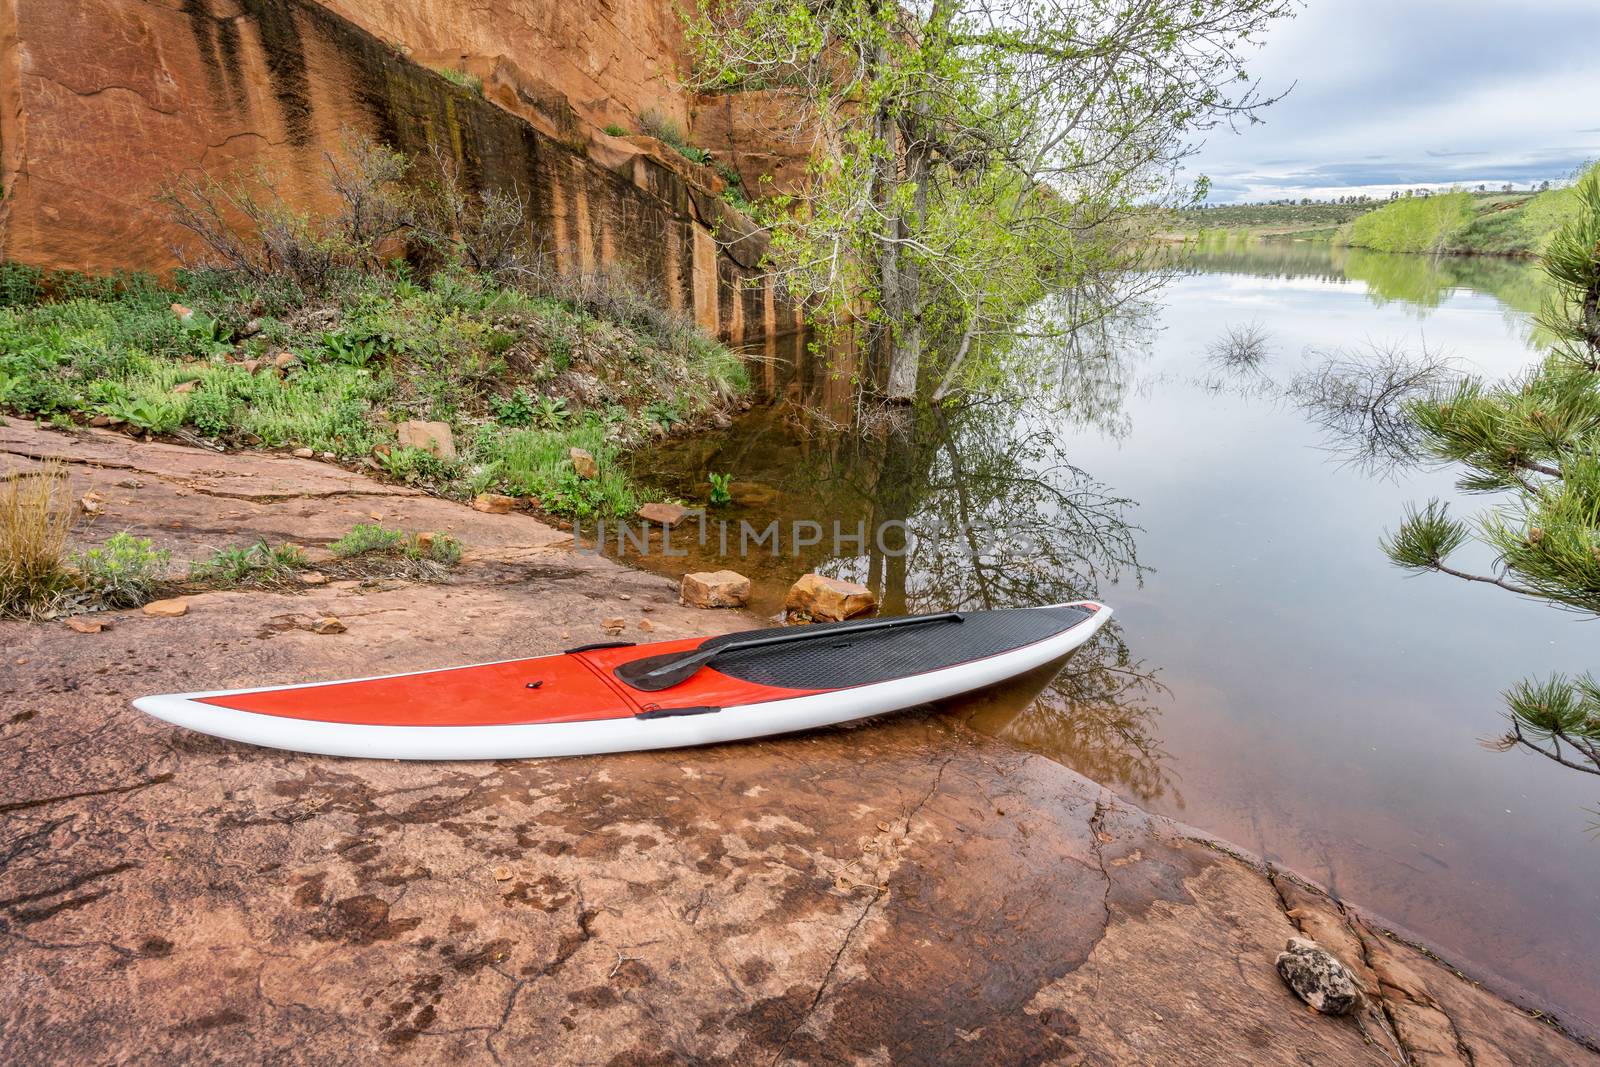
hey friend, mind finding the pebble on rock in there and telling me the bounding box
[1275,937,1364,1016]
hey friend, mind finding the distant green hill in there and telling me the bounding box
[1334,170,1597,256]
[1168,200,1376,238]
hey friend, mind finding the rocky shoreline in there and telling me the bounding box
[2,419,1595,1064]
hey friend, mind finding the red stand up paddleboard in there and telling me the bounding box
[132,602,1110,759]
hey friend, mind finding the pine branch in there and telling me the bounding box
[1430,561,1543,598]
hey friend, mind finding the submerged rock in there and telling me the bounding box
[681,570,751,609]
[1276,937,1364,1016]
[785,573,876,622]
[638,502,690,527]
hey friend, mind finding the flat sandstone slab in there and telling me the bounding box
[1,423,1593,1064]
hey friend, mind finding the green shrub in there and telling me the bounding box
[1345,192,1475,254]
[329,522,409,558]
[185,388,237,438]
[636,109,711,165]
[489,388,537,427]
[328,522,462,565]
[74,531,171,607]
[189,540,307,588]
[708,471,733,506]
[603,123,628,137]
[378,445,455,485]
[0,262,45,308]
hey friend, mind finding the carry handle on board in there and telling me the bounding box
[612,611,965,692]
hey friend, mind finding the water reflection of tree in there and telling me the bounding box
[1177,240,1549,327]
[637,316,1175,799]
[974,637,1179,806]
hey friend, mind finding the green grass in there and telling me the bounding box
[188,540,308,588]
[435,67,483,96]
[468,422,639,518]
[0,263,747,517]
[636,109,712,166]
[329,522,461,565]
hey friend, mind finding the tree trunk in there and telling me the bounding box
[884,141,931,402]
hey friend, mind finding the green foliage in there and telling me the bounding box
[0,135,747,521]
[329,522,461,565]
[1172,200,1381,236]
[1498,674,1600,776]
[73,531,171,608]
[329,522,408,558]
[471,424,637,517]
[1384,162,1600,775]
[707,471,733,506]
[636,109,710,164]
[644,399,684,429]
[686,0,1294,401]
[1344,192,1476,254]
[1381,500,1470,571]
[378,445,455,485]
[489,388,537,427]
[603,123,628,138]
[185,388,237,438]
[189,539,308,588]
[435,67,484,96]
[532,395,569,429]
[0,262,46,308]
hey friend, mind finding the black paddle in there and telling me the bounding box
[611,611,965,692]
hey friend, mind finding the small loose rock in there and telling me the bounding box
[65,617,108,634]
[570,447,600,480]
[1275,937,1363,1016]
[396,420,456,461]
[291,447,314,458]
[310,616,347,635]
[142,598,189,618]
[472,492,517,515]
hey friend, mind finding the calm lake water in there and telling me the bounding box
[631,241,1600,1030]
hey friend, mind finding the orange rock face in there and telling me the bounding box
[0,0,804,345]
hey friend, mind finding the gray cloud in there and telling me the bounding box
[1190,0,1600,202]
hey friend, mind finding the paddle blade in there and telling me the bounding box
[613,649,712,691]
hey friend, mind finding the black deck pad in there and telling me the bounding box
[704,605,1094,691]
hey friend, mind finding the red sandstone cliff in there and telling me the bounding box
[0,0,803,344]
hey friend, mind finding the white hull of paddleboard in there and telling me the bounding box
[133,602,1110,760]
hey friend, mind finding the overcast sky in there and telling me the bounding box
[1188,0,1600,203]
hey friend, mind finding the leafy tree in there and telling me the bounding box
[684,0,1293,401]
[1381,168,1600,774]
